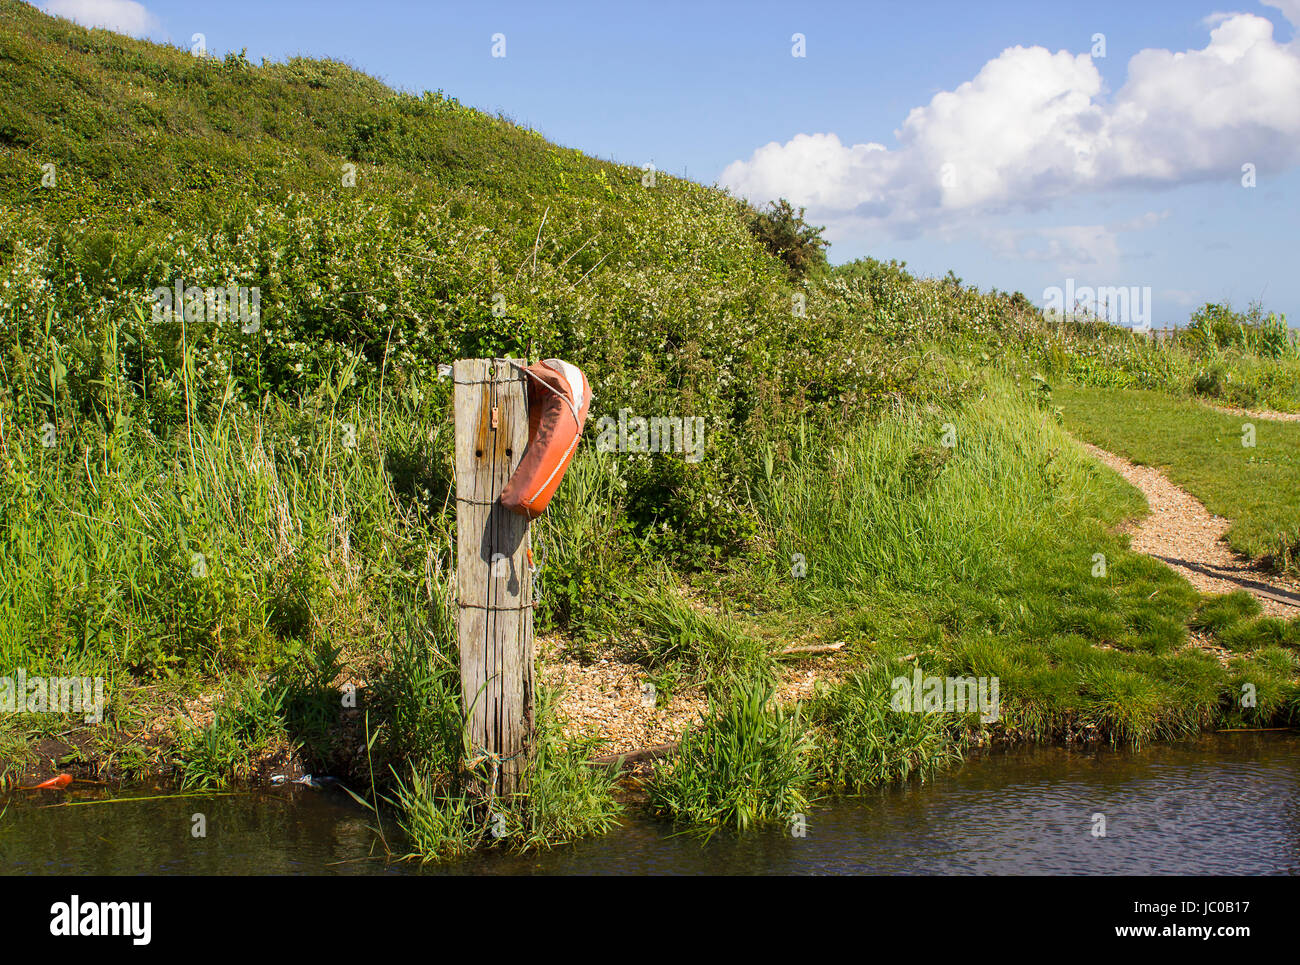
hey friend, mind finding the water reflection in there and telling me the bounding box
[3,733,1297,875]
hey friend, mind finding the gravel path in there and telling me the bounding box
[541,636,846,756]
[1082,442,1300,616]
[1200,401,1300,422]
[541,637,708,755]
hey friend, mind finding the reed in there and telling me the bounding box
[648,678,815,835]
[806,662,962,791]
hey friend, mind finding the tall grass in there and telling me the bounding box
[758,379,1122,599]
[0,370,451,677]
[1039,315,1300,412]
[390,689,622,861]
[175,672,290,788]
[806,662,962,791]
[648,678,815,835]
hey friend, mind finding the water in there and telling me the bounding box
[3,732,1297,874]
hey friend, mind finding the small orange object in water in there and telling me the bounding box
[30,773,73,790]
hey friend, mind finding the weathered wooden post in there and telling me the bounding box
[453,358,533,796]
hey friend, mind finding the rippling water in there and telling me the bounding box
[3,732,1297,874]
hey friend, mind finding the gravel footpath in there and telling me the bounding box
[1200,402,1300,423]
[1082,442,1300,616]
[540,636,708,754]
[540,635,847,756]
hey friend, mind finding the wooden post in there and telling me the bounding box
[453,358,533,796]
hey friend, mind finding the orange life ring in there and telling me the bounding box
[500,359,591,519]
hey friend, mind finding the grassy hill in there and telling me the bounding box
[1,0,830,425]
[0,0,1035,675]
[4,0,1300,853]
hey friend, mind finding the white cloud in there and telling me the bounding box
[1203,11,1240,27]
[722,9,1300,235]
[720,133,890,211]
[41,0,160,38]
[1261,0,1300,28]
[982,225,1121,271]
[980,211,1168,272]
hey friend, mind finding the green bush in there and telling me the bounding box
[745,198,829,279]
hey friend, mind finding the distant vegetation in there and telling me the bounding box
[1039,302,1300,412]
[2,0,1299,853]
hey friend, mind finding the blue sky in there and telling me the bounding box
[40,0,1300,326]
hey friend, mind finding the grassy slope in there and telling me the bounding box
[0,1,787,671]
[0,0,617,218]
[1056,386,1300,570]
[1,0,828,432]
[745,384,1221,738]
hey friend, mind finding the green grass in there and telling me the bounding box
[0,373,450,676]
[1036,307,1300,413]
[644,379,1300,832]
[743,382,1238,743]
[648,678,815,836]
[1219,617,1300,653]
[174,673,290,788]
[624,578,774,688]
[806,661,963,791]
[389,689,622,861]
[1056,385,1300,573]
[1191,590,1262,634]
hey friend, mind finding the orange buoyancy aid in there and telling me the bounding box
[499,358,591,518]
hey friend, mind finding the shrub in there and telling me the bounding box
[745,198,829,279]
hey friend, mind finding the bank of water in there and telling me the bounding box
[3,733,1297,874]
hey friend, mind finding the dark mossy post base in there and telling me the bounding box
[453,359,534,796]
